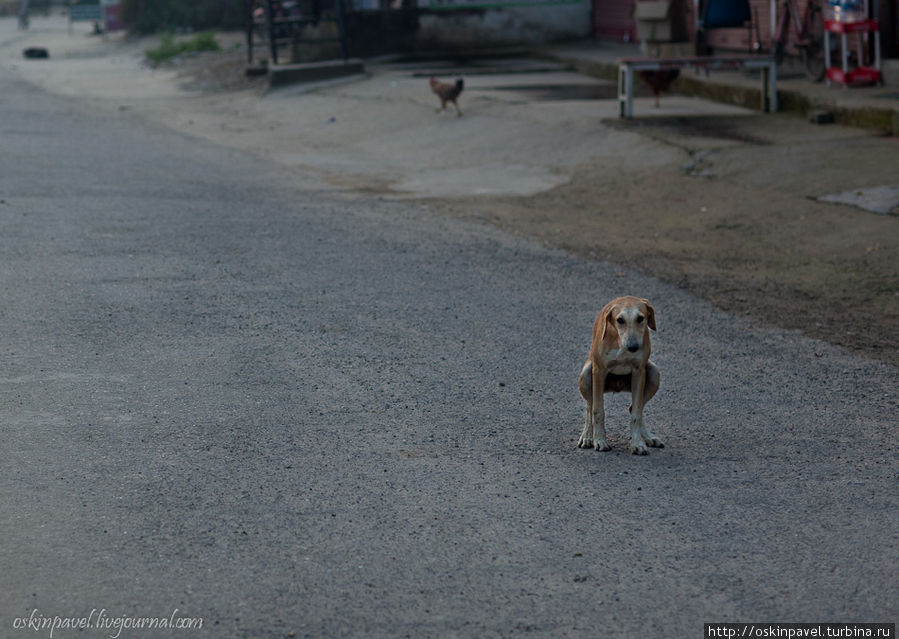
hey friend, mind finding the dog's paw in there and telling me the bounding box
[643,434,664,448]
[630,440,649,455]
[594,439,612,452]
[577,436,593,449]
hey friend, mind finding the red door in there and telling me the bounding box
[594,0,637,40]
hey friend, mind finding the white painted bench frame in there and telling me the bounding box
[617,56,778,118]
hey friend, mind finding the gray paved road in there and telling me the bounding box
[1,69,897,639]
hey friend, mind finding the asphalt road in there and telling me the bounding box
[1,68,897,639]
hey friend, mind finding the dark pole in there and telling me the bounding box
[265,0,278,65]
[246,0,253,64]
[335,0,348,60]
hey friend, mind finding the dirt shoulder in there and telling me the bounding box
[172,47,899,367]
[423,116,899,367]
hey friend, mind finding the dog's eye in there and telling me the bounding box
[637,316,644,323]
[616,317,625,325]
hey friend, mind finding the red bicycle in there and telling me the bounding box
[773,0,828,80]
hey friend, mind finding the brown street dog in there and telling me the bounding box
[577,296,662,455]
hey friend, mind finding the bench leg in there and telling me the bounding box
[618,65,634,118]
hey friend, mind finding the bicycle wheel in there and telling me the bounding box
[801,3,827,81]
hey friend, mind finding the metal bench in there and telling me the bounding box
[69,4,102,23]
[68,3,102,34]
[617,55,778,118]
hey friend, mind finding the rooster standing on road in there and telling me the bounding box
[429,76,464,117]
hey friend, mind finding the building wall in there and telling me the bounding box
[416,2,592,47]
[594,0,638,40]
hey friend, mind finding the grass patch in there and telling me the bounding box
[145,31,220,64]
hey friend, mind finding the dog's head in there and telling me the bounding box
[599,296,656,353]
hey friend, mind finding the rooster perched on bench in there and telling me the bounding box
[638,69,680,107]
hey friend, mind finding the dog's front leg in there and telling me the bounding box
[577,361,594,448]
[629,368,649,455]
[578,403,593,448]
[635,363,663,448]
[591,366,611,451]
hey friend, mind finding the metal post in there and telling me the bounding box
[246,0,253,64]
[627,66,634,117]
[769,0,777,41]
[18,0,29,30]
[873,26,881,79]
[335,0,348,60]
[265,0,277,65]
[856,31,864,70]
[768,59,777,111]
[618,65,634,118]
[841,31,848,78]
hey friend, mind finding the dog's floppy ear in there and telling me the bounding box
[598,300,617,343]
[642,299,656,331]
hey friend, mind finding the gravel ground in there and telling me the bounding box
[0,17,897,639]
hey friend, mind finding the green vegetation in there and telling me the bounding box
[145,31,220,64]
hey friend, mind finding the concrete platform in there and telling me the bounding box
[537,40,899,133]
[268,58,365,88]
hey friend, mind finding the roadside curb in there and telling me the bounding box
[268,57,366,88]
